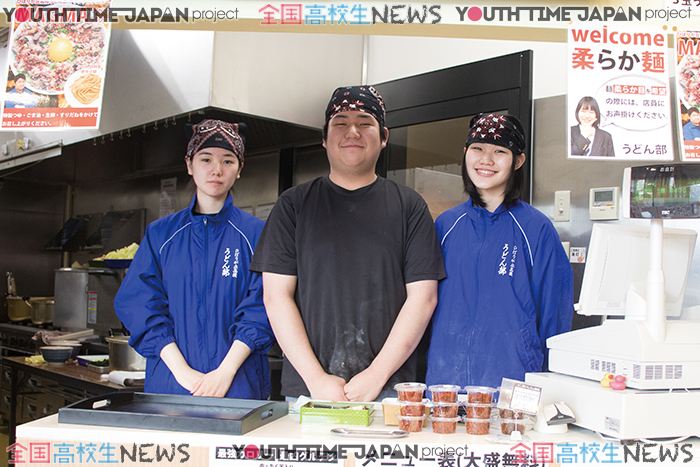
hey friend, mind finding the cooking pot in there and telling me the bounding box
[29,297,54,325]
[106,335,146,371]
[7,296,31,321]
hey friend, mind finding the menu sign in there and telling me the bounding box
[676,30,700,161]
[1,1,112,130]
[568,24,673,161]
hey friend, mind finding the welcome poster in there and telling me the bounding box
[568,23,673,161]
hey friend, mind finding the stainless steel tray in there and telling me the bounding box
[58,392,288,435]
[331,428,409,438]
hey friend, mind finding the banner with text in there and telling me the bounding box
[676,30,700,160]
[568,23,673,160]
[1,0,112,130]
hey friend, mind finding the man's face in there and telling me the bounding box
[323,111,387,177]
[691,111,700,126]
[15,78,25,92]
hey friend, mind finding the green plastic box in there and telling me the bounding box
[300,401,374,426]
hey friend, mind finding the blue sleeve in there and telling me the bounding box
[531,223,574,371]
[684,123,693,141]
[114,227,176,358]
[230,270,275,355]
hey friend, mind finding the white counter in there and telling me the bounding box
[14,410,700,466]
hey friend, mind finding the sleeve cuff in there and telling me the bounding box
[151,334,177,357]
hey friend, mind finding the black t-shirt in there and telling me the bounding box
[250,176,445,397]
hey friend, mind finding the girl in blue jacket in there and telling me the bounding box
[426,114,573,389]
[114,120,274,399]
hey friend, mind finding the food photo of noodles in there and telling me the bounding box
[65,72,102,106]
[10,21,106,94]
[678,54,700,108]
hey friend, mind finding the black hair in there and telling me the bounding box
[575,96,601,128]
[461,147,524,209]
[14,73,26,82]
[689,107,700,117]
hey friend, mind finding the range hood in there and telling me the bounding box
[0,29,362,173]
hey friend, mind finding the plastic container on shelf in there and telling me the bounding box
[394,382,426,402]
[428,384,461,403]
[463,386,498,404]
[464,417,491,435]
[396,414,425,432]
[464,402,494,419]
[429,416,460,434]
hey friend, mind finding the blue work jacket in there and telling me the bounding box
[426,200,573,389]
[114,194,273,399]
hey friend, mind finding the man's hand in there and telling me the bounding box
[307,373,349,401]
[344,368,384,402]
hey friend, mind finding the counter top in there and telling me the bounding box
[14,410,616,446]
[2,355,132,392]
[14,407,700,466]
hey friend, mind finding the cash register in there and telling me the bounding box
[527,164,700,441]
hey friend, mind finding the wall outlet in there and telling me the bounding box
[554,190,570,222]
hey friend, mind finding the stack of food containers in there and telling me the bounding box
[463,386,498,435]
[428,385,461,434]
[394,383,427,432]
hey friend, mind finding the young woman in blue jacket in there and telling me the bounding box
[114,120,274,399]
[426,114,573,389]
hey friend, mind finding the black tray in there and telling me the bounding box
[58,392,288,435]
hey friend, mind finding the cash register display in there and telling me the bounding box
[629,164,700,219]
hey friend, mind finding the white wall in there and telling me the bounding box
[210,32,364,128]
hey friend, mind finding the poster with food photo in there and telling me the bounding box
[567,23,673,161]
[676,30,700,161]
[1,1,111,130]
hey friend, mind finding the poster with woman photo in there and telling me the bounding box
[568,23,673,160]
[675,30,700,161]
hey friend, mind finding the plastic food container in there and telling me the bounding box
[500,417,534,435]
[464,402,493,419]
[499,408,527,420]
[464,417,491,435]
[463,386,498,404]
[382,398,429,426]
[428,384,460,403]
[397,414,425,432]
[394,382,426,402]
[400,399,428,417]
[429,416,460,434]
[430,402,460,418]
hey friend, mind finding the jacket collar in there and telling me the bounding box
[188,194,234,225]
[465,198,510,222]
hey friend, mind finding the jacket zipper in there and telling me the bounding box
[203,217,210,372]
[466,210,486,383]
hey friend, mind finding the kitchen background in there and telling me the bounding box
[2,28,699,345]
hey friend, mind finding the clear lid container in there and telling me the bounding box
[463,386,498,403]
[395,382,427,401]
